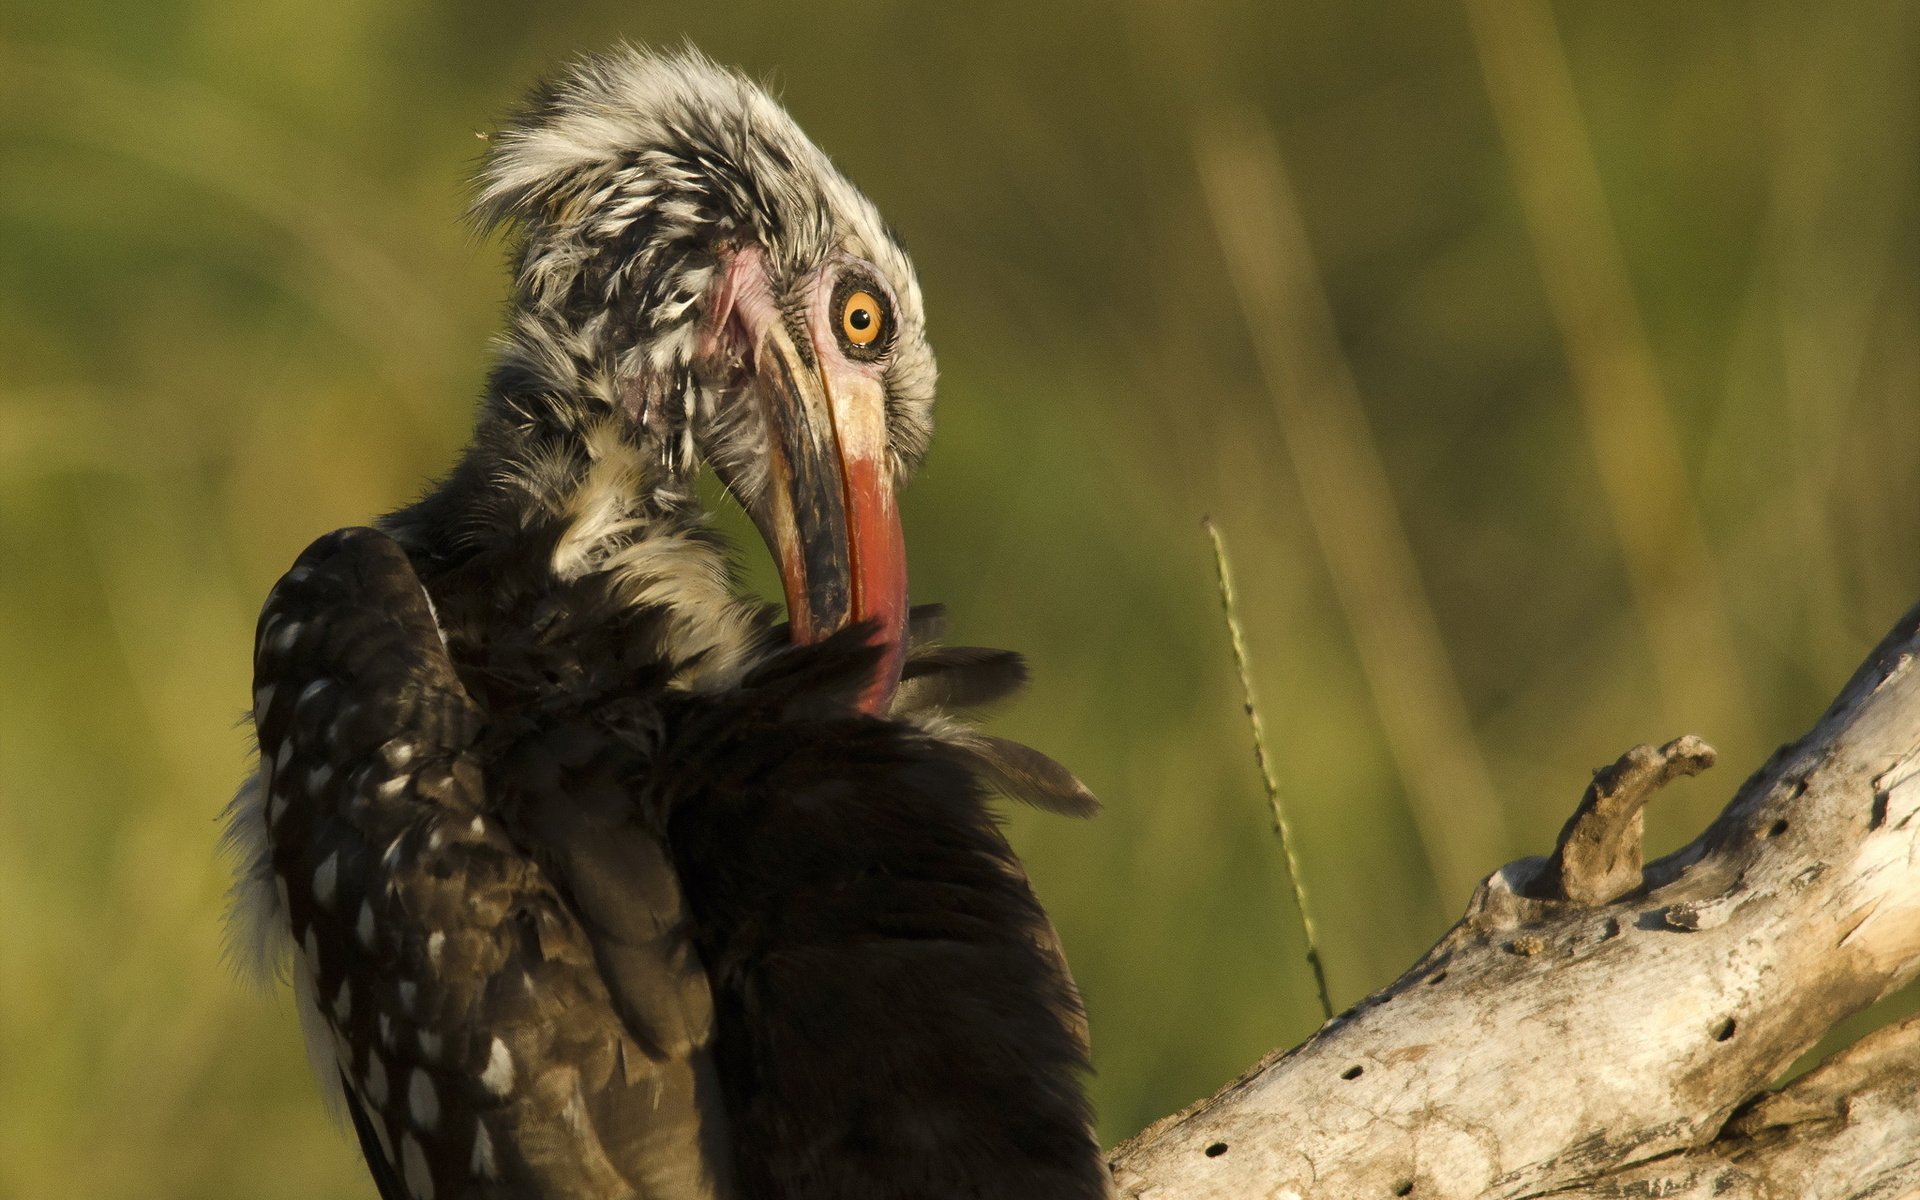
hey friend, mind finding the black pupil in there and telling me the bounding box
[849,306,873,331]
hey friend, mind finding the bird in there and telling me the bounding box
[222,45,1112,1200]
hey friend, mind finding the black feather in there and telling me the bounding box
[648,638,1108,1200]
[895,646,1030,712]
[905,601,949,648]
[952,732,1102,819]
[341,1071,409,1200]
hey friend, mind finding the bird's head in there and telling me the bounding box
[471,47,935,711]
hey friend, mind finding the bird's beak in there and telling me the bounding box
[749,322,908,712]
[708,259,907,714]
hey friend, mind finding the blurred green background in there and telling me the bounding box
[3,1,1917,1195]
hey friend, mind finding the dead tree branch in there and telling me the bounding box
[1108,601,1920,1199]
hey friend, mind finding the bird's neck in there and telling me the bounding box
[380,385,772,699]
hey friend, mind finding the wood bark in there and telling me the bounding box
[1107,600,1920,1199]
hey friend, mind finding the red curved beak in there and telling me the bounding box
[707,254,909,714]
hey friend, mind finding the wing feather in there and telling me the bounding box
[235,527,735,1200]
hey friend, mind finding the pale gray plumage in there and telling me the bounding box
[467,47,934,511]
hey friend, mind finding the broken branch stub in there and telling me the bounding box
[1108,601,1920,1199]
[1537,734,1717,905]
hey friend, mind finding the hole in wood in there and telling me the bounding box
[1428,970,1447,985]
[1395,1183,1415,1196]
[1204,1142,1228,1158]
[1716,1018,1737,1042]
[1768,819,1789,838]
[1342,1065,1364,1080]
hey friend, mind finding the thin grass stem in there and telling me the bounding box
[1204,517,1333,1022]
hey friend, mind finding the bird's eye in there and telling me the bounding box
[841,290,884,347]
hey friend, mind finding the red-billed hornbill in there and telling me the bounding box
[224,47,1109,1200]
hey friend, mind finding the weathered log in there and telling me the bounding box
[1108,600,1920,1198]
[1550,1012,1920,1199]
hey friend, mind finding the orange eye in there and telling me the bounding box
[841,290,883,347]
